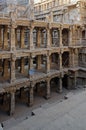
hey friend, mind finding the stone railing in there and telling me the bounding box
[0,12,9,18]
[82,39,86,46]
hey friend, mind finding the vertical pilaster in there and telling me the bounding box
[59,27,63,47]
[37,55,41,70]
[20,57,24,74]
[72,25,76,46]
[45,78,50,99]
[79,28,82,45]
[58,77,62,93]
[59,53,62,70]
[37,29,41,48]
[69,26,72,46]
[74,48,78,67]
[10,54,16,83]
[47,28,50,48]
[50,11,53,22]
[50,29,52,47]
[46,54,50,73]
[21,27,25,48]
[9,92,15,115]
[28,56,33,78]
[15,29,17,48]
[4,26,8,50]
[41,31,44,45]
[29,57,33,70]
[3,59,8,78]
[10,26,16,51]
[70,49,78,68]
[29,27,34,50]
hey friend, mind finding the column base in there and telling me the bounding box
[29,46,34,50]
[10,78,16,83]
[8,111,15,116]
[57,89,62,93]
[10,47,16,51]
[44,94,51,100]
[27,102,33,107]
[47,45,50,48]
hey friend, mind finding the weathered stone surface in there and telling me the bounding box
[7,91,86,130]
[0,0,85,117]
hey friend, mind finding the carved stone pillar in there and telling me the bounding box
[3,59,9,78]
[21,27,25,48]
[37,55,41,70]
[58,77,62,93]
[15,29,17,48]
[70,49,78,68]
[72,25,76,46]
[45,79,50,99]
[47,28,50,48]
[69,26,72,46]
[79,28,82,45]
[10,54,16,83]
[50,29,52,46]
[46,55,50,73]
[29,27,34,50]
[28,85,34,106]
[28,56,33,78]
[59,27,63,47]
[59,53,62,70]
[50,11,53,22]
[37,29,41,48]
[0,26,2,49]
[74,48,78,67]
[41,31,44,45]
[4,26,8,50]
[20,57,24,74]
[10,26,16,51]
[9,92,15,115]
[29,57,33,70]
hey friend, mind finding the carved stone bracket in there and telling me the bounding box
[11,53,16,61]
